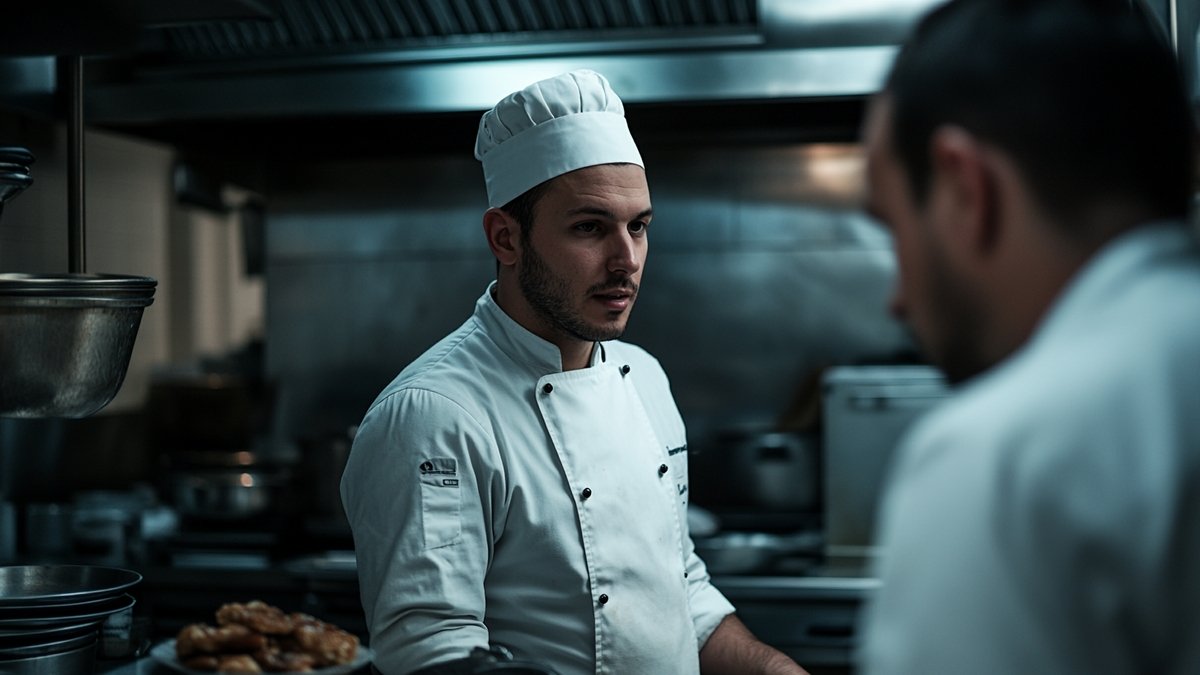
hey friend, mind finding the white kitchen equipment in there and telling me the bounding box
[821,365,949,562]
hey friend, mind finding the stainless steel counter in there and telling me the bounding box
[713,573,877,671]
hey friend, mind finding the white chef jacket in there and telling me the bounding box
[340,282,734,675]
[860,223,1200,674]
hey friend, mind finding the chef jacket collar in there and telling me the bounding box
[476,281,605,375]
[1030,220,1196,352]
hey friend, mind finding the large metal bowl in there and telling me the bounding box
[0,273,156,418]
[0,565,142,606]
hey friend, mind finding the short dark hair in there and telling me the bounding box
[498,162,642,237]
[886,0,1196,238]
[500,180,553,240]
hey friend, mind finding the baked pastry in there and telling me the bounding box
[174,601,359,672]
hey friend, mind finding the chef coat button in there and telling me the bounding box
[620,365,631,376]
[581,487,592,500]
[658,463,669,476]
[598,594,609,605]
[684,572,689,578]
[542,383,553,394]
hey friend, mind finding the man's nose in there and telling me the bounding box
[607,230,642,276]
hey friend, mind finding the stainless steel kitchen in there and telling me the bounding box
[1,1,1198,674]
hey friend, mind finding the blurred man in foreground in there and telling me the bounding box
[859,0,1200,672]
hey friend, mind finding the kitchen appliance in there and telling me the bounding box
[821,365,949,561]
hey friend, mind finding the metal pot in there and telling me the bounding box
[168,465,290,520]
[0,273,156,418]
[721,429,820,512]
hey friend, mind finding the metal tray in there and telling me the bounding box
[0,622,98,649]
[0,565,141,605]
[0,594,135,627]
[0,631,96,658]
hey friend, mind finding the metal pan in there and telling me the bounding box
[0,594,126,616]
[0,565,141,606]
[0,622,97,649]
[0,594,135,627]
[0,630,96,659]
[0,639,95,674]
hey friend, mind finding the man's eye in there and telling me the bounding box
[629,221,649,235]
[574,222,599,233]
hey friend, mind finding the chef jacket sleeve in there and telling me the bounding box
[341,387,502,675]
[683,536,736,647]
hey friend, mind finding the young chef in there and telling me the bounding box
[859,0,1200,672]
[340,69,808,675]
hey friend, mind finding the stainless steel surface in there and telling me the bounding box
[0,630,96,658]
[0,274,157,418]
[67,56,85,275]
[693,531,822,575]
[0,622,98,648]
[0,566,140,605]
[821,366,948,559]
[712,573,877,669]
[86,47,896,124]
[0,640,95,674]
[0,0,273,56]
[264,145,910,452]
[0,594,135,627]
[73,0,942,124]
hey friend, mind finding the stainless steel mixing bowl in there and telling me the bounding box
[0,273,156,418]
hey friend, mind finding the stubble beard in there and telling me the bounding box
[921,236,991,386]
[518,239,636,343]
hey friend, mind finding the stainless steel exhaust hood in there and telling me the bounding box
[71,0,940,125]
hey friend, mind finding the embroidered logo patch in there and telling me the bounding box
[419,458,457,476]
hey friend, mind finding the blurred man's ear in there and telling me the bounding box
[483,208,521,267]
[928,125,1003,258]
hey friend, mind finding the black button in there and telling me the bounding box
[658,463,669,476]
[684,572,689,578]
[598,594,609,605]
[542,383,553,394]
[620,365,631,376]
[581,487,592,500]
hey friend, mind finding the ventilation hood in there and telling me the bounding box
[0,0,942,126]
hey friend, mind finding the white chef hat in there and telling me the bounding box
[474,69,644,208]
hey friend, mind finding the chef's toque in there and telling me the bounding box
[474,69,644,208]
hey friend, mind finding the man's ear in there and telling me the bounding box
[928,125,1002,257]
[483,208,520,267]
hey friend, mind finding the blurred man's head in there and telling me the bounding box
[865,0,1196,383]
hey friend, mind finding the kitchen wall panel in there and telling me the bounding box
[265,144,915,490]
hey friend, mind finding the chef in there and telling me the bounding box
[340,70,808,675]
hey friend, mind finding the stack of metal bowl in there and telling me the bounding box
[0,147,33,216]
[0,565,141,673]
